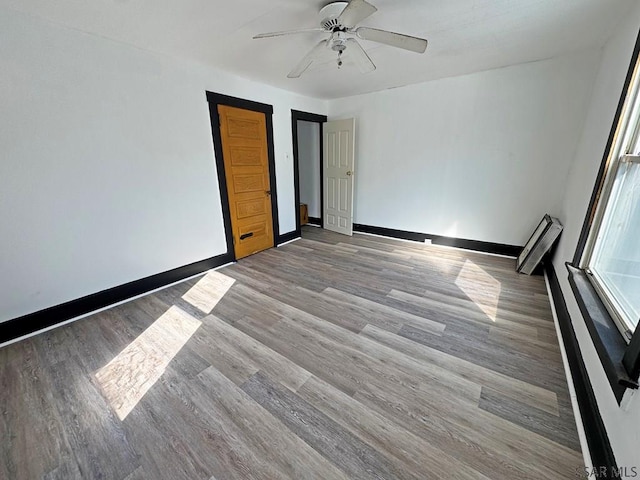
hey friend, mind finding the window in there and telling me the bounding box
[582,56,640,342]
[569,30,640,404]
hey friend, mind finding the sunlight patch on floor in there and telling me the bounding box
[95,306,201,420]
[455,259,502,321]
[182,271,235,313]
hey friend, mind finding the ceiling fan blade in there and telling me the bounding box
[338,0,377,28]
[253,28,326,39]
[288,39,329,78]
[355,27,428,53]
[345,38,376,74]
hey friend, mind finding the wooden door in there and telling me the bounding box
[324,118,356,236]
[218,105,274,259]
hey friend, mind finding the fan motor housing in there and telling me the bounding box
[319,1,349,30]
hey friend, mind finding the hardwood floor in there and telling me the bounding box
[0,226,583,479]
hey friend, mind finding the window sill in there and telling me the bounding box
[566,263,638,403]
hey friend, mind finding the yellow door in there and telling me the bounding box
[218,105,274,259]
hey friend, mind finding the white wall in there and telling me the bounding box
[552,4,640,470]
[297,120,321,219]
[328,51,601,246]
[0,7,327,323]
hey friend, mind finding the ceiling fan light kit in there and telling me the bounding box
[253,0,428,78]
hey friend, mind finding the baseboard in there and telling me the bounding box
[277,230,300,245]
[545,261,618,476]
[430,235,521,257]
[307,217,322,226]
[353,223,522,257]
[0,252,234,346]
[353,224,426,242]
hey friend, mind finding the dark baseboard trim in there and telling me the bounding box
[0,252,234,346]
[430,235,521,257]
[353,223,522,257]
[277,231,300,245]
[307,217,322,226]
[353,224,426,242]
[545,261,618,476]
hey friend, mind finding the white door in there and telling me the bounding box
[323,118,355,236]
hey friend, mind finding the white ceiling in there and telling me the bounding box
[1,0,636,99]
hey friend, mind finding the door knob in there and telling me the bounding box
[346,171,353,176]
[265,190,271,196]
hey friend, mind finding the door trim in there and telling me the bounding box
[206,92,280,259]
[291,110,328,237]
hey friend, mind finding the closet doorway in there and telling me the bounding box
[292,110,327,235]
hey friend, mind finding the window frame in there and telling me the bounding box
[571,29,640,404]
[580,57,640,339]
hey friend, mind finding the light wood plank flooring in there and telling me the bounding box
[0,226,583,479]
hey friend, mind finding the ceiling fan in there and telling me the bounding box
[253,0,428,78]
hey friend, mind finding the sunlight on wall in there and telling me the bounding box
[182,271,236,313]
[454,259,502,322]
[444,221,459,238]
[95,306,201,420]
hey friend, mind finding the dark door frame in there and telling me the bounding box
[292,110,328,236]
[206,91,281,260]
